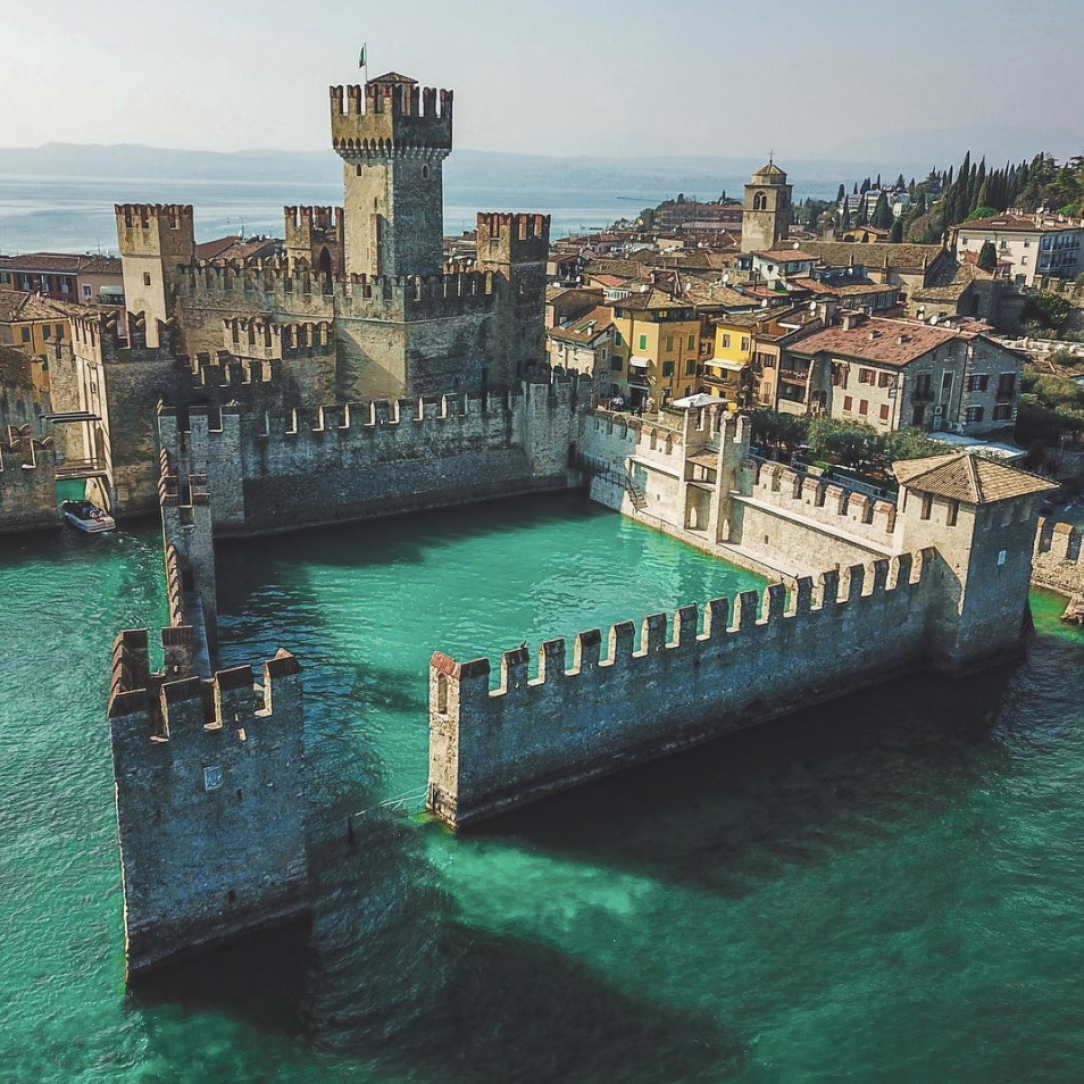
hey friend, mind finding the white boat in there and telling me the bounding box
[60,500,116,534]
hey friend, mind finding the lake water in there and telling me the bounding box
[3,492,1084,1082]
[0,172,839,254]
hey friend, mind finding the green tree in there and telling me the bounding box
[885,427,946,462]
[872,191,893,230]
[977,240,998,272]
[889,219,904,243]
[807,417,883,469]
[1023,291,1072,329]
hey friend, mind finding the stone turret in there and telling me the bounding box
[330,72,453,278]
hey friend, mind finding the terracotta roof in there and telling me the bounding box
[549,306,615,344]
[589,274,628,288]
[0,291,73,323]
[610,284,691,312]
[799,241,943,274]
[0,252,121,274]
[788,317,958,366]
[957,213,1084,234]
[893,453,1056,504]
[754,249,818,262]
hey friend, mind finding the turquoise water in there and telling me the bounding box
[3,493,1084,1083]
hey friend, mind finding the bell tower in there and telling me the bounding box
[741,158,792,253]
[330,72,453,279]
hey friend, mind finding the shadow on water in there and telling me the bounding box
[130,814,745,1084]
[466,659,1041,900]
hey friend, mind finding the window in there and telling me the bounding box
[967,374,989,393]
[993,403,1013,421]
[965,406,985,423]
[81,284,92,299]
[997,372,1016,399]
[43,325,51,340]
[1021,256,1028,266]
[843,395,853,412]
[685,359,696,375]
[611,357,623,372]
[662,361,675,377]
[859,399,869,415]
[878,372,893,388]
[688,335,696,351]
[921,494,933,521]
[60,279,70,293]
[722,334,731,349]
[20,327,30,343]
[915,373,932,396]
[947,500,960,527]
[143,272,152,286]
[613,329,622,346]
[638,334,647,351]
[858,368,873,384]
[879,404,890,421]
[741,337,750,352]
[55,324,64,339]
[666,335,674,351]
[0,272,9,284]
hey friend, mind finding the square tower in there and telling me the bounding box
[741,161,792,254]
[330,73,452,279]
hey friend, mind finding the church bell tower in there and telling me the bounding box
[741,158,792,253]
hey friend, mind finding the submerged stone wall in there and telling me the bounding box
[428,552,936,828]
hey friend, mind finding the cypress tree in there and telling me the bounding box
[890,218,904,243]
[873,191,893,229]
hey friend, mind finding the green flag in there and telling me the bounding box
[358,44,367,69]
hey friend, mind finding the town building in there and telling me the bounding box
[0,253,123,306]
[0,291,72,357]
[545,306,616,398]
[778,311,1021,436]
[951,213,1084,286]
[609,282,701,407]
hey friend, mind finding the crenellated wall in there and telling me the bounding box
[157,378,587,536]
[428,551,937,827]
[1032,518,1084,598]
[0,423,58,534]
[108,629,308,979]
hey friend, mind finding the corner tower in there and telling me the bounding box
[330,73,452,279]
[741,160,792,253]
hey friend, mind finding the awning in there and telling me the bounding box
[98,286,124,297]
[705,359,746,372]
[672,393,717,408]
[628,356,650,369]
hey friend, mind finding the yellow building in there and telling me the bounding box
[609,283,701,407]
[703,314,756,404]
[0,291,72,358]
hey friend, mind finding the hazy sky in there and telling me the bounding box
[3,0,1084,160]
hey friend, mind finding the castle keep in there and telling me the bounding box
[0,62,1065,980]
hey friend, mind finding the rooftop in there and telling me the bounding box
[893,453,1056,504]
[0,252,121,275]
[753,248,818,263]
[957,213,1084,234]
[800,240,943,275]
[788,317,960,366]
[0,290,74,323]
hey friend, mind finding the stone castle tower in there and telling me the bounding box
[330,72,453,278]
[741,160,792,253]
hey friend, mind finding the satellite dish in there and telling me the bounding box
[761,299,768,308]
[722,273,730,284]
[793,241,800,249]
[809,300,817,312]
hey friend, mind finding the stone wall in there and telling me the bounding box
[428,551,936,828]
[159,380,587,536]
[108,631,308,979]
[1032,518,1084,597]
[0,428,58,534]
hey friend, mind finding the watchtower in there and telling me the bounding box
[330,73,453,278]
[115,204,195,346]
[894,452,1056,669]
[283,205,344,282]
[741,161,792,254]
[474,213,551,387]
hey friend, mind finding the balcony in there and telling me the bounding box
[912,386,935,402]
[779,369,809,386]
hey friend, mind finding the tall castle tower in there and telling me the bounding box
[741,160,792,253]
[330,73,453,278]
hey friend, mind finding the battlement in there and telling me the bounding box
[330,82,453,158]
[476,213,551,264]
[428,550,937,827]
[741,457,898,541]
[1,421,54,474]
[115,204,196,259]
[171,259,497,320]
[69,309,176,363]
[1032,517,1084,598]
[224,317,334,361]
[284,205,343,238]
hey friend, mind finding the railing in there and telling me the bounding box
[912,387,935,402]
[779,369,809,385]
[572,452,648,509]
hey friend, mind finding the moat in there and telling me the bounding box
[3,492,1084,1083]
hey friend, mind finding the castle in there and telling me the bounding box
[0,66,1074,981]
